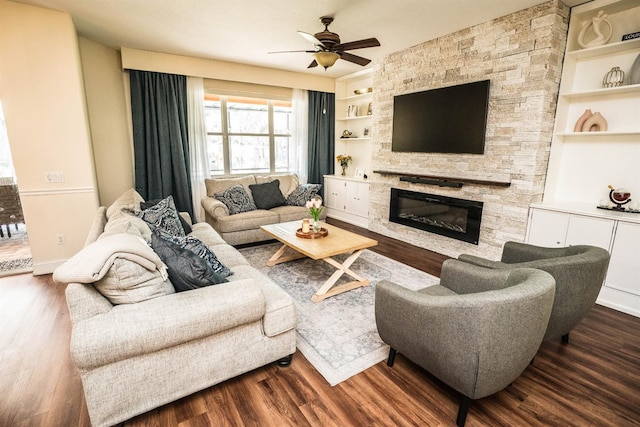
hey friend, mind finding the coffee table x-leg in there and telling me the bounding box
[314,249,369,302]
[260,221,378,303]
[266,245,370,302]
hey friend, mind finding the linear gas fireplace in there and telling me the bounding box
[389,188,483,244]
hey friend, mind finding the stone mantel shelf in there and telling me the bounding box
[373,170,512,188]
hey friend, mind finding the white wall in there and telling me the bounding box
[0,1,99,274]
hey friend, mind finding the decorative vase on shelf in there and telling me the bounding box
[603,67,625,88]
[574,109,593,132]
[581,111,608,132]
[577,10,613,49]
[341,165,347,176]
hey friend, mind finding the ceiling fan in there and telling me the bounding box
[270,16,380,70]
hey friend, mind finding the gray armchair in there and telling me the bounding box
[375,259,556,427]
[458,242,610,343]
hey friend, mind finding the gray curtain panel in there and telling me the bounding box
[129,70,194,219]
[307,91,335,197]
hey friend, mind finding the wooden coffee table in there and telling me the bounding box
[260,220,378,302]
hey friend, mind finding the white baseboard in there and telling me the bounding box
[326,209,368,228]
[597,285,640,318]
[33,259,67,276]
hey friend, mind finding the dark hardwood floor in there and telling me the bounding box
[1,219,639,426]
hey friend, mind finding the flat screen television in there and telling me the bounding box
[391,80,490,154]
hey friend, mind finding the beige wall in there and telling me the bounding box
[79,37,134,206]
[121,47,335,93]
[75,43,336,208]
[0,1,99,274]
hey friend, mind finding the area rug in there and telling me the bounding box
[0,257,33,277]
[239,242,439,386]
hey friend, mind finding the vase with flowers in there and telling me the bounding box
[305,196,323,233]
[336,154,352,176]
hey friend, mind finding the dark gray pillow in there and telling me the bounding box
[249,179,286,210]
[141,199,193,234]
[163,235,232,278]
[151,233,227,292]
[286,184,322,206]
[214,184,257,215]
[134,195,185,239]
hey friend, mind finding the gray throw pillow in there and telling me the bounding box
[286,184,322,206]
[134,195,186,239]
[249,179,286,210]
[214,184,257,215]
[163,234,232,278]
[151,233,227,292]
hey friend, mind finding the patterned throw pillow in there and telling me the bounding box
[134,195,185,239]
[249,179,286,210]
[286,184,322,206]
[141,199,192,234]
[162,234,232,278]
[214,184,257,215]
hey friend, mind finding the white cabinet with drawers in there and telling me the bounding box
[527,202,640,317]
[324,175,369,228]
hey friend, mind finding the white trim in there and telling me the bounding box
[19,187,95,197]
[32,259,66,276]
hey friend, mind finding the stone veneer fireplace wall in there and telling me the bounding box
[368,0,569,259]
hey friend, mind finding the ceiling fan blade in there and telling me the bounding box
[307,60,319,68]
[298,31,326,48]
[334,38,380,51]
[339,52,371,66]
[268,50,317,54]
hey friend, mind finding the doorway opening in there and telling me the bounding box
[0,102,32,276]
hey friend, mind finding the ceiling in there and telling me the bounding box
[12,0,583,78]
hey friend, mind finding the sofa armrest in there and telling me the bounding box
[201,196,229,218]
[179,211,193,226]
[70,279,266,369]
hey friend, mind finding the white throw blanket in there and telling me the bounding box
[53,233,168,284]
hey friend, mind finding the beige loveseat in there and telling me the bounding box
[54,191,297,427]
[201,173,326,246]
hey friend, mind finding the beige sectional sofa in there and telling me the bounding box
[201,173,326,245]
[55,191,297,427]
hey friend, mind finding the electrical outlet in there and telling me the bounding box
[45,171,64,183]
[56,233,65,245]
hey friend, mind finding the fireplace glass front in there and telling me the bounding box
[389,188,483,244]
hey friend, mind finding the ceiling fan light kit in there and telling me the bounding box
[314,51,340,69]
[271,16,380,70]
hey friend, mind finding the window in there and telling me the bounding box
[204,95,292,175]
